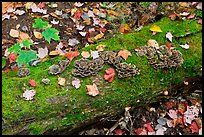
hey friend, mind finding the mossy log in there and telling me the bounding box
[2,17,202,135]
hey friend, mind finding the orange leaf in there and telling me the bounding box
[64,51,80,61]
[2,2,14,14]
[8,53,18,64]
[118,49,132,60]
[29,79,37,87]
[19,31,30,40]
[119,24,130,34]
[86,83,99,96]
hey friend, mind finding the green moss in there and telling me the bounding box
[2,17,202,135]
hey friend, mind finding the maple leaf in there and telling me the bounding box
[118,49,132,60]
[8,42,21,53]
[42,27,60,43]
[32,18,49,29]
[7,53,18,64]
[86,83,99,96]
[29,79,37,87]
[64,51,80,61]
[17,50,38,67]
[104,68,115,83]
[22,39,33,49]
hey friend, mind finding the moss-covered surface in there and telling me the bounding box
[2,17,202,135]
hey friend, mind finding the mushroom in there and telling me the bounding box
[18,68,30,77]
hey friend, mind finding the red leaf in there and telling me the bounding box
[74,10,81,20]
[87,37,94,43]
[134,128,147,135]
[188,121,199,133]
[166,42,172,50]
[64,51,80,61]
[144,122,154,132]
[29,79,37,87]
[7,53,18,64]
[198,20,202,24]
[37,2,45,8]
[104,68,115,82]
[99,27,106,33]
[2,68,11,73]
[114,129,123,135]
[187,14,195,19]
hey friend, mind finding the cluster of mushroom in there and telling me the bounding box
[72,51,140,78]
[135,45,183,69]
[49,60,70,75]
[72,58,104,77]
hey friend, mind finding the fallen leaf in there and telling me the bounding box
[76,25,85,30]
[119,24,130,34]
[198,20,202,24]
[166,42,172,49]
[188,121,199,133]
[37,2,46,8]
[166,32,173,42]
[147,39,159,49]
[79,31,87,37]
[22,89,36,100]
[106,10,118,16]
[54,10,62,16]
[169,14,177,20]
[114,129,123,135]
[150,25,162,32]
[49,50,59,56]
[2,2,14,14]
[167,119,173,127]
[196,2,202,10]
[72,77,81,89]
[81,51,90,58]
[9,29,19,38]
[144,122,154,132]
[118,49,132,60]
[180,12,190,16]
[86,83,99,96]
[19,31,30,40]
[29,79,37,87]
[74,2,84,7]
[37,47,48,59]
[164,101,175,109]
[104,68,115,83]
[195,118,202,129]
[157,117,168,126]
[34,30,43,39]
[74,10,81,20]
[87,10,95,17]
[68,38,80,46]
[90,50,99,59]
[94,31,104,40]
[96,44,106,51]
[180,44,189,49]
[83,20,91,25]
[14,9,25,15]
[178,103,186,115]
[167,109,178,119]
[58,77,66,86]
[2,14,10,21]
[51,19,59,24]
[187,13,196,19]
[7,53,18,64]
[64,51,80,61]
[134,128,147,135]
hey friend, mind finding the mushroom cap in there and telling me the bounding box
[150,25,162,32]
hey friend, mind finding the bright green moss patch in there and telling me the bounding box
[2,17,202,135]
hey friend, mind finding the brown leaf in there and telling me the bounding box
[86,83,99,96]
[2,2,14,14]
[49,50,59,56]
[119,24,130,34]
[94,32,104,40]
[19,31,30,40]
[106,10,118,16]
[118,49,132,60]
[9,29,19,38]
[33,30,43,39]
[64,51,80,61]
[7,53,18,64]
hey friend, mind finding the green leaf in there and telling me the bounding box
[8,42,21,53]
[17,50,38,67]
[22,39,33,49]
[32,18,49,29]
[42,27,60,43]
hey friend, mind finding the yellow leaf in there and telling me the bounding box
[94,32,104,40]
[150,25,162,32]
[96,44,106,51]
[83,20,91,25]
[49,50,59,56]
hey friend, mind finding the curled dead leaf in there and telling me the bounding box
[94,32,104,40]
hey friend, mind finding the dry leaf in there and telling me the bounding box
[64,51,80,61]
[34,30,43,39]
[94,32,104,40]
[167,109,178,119]
[147,39,159,49]
[8,53,18,64]
[118,49,132,60]
[198,20,202,24]
[144,122,154,132]
[90,50,99,59]
[2,2,14,14]
[134,128,147,135]
[86,83,99,96]
[96,44,106,51]
[81,51,90,58]
[188,121,199,133]
[19,31,30,40]
[119,24,130,34]
[37,47,48,59]
[49,50,59,56]
[166,32,173,42]
[72,77,81,89]
[180,44,189,49]
[104,68,115,83]
[58,77,66,86]
[79,31,87,37]
[187,14,196,19]
[22,89,36,100]
[114,129,123,135]
[106,10,118,16]
[9,29,19,38]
